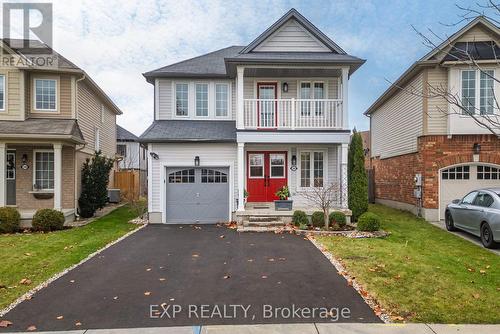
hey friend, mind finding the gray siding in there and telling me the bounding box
[158,79,173,119]
[371,72,424,158]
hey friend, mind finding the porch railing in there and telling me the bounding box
[243,98,343,129]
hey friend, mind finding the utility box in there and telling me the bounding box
[414,188,422,199]
[108,189,121,203]
[414,173,422,186]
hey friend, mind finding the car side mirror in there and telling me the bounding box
[452,199,461,204]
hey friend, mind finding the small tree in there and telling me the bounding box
[78,151,114,218]
[301,182,340,229]
[348,131,368,221]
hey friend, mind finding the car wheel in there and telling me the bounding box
[445,211,456,231]
[480,223,499,249]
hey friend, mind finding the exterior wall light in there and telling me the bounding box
[194,156,200,166]
[21,154,29,170]
[282,82,289,93]
[149,152,159,160]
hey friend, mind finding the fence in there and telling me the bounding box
[114,170,140,200]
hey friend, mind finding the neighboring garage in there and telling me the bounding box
[166,167,230,224]
[439,163,500,220]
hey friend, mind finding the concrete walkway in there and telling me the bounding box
[3,323,500,333]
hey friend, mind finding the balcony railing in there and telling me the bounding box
[243,99,343,129]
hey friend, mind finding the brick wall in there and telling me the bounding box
[372,134,500,210]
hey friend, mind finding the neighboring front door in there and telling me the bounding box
[247,152,287,202]
[6,150,16,205]
[257,82,277,128]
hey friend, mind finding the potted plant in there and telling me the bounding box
[274,186,293,211]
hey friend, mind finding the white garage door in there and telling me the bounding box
[439,164,500,220]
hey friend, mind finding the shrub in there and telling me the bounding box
[130,196,148,219]
[357,212,381,232]
[292,210,308,226]
[78,151,114,218]
[32,209,65,232]
[0,207,21,233]
[311,211,325,227]
[348,131,368,221]
[329,211,347,228]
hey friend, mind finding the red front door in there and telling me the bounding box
[247,151,287,202]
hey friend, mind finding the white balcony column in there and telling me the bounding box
[342,67,349,129]
[237,142,245,211]
[53,143,63,211]
[236,66,245,130]
[340,143,349,209]
[0,142,6,207]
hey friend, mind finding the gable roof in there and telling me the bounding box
[117,125,139,141]
[365,16,500,116]
[240,8,345,54]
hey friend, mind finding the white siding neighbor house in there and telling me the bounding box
[140,9,365,224]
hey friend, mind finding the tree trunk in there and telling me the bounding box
[323,208,329,229]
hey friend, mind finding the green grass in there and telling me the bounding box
[317,204,500,323]
[0,205,139,310]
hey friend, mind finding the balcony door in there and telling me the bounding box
[247,151,287,202]
[257,82,277,128]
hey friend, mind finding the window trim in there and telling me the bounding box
[460,68,496,116]
[33,77,58,112]
[215,83,230,118]
[117,144,127,157]
[298,80,327,99]
[33,149,55,191]
[248,153,265,179]
[195,82,209,118]
[174,82,190,118]
[0,74,6,111]
[269,153,286,179]
[297,149,328,190]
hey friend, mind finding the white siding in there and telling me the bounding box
[371,73,424,158]
[253,19,330,52]
[427,67,448,134]
[118,141,147,170]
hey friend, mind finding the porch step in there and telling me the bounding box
[244,221,283,228]
[248,216,277,223]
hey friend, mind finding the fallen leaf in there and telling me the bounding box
[268,258,275,262]
[219,235,225,239]
[159,278,166,281]
[347,279,353,286]
[368,268,376,272]
[144,291,151,296]
[24,253,31,256]
[192,254,199,258]
[146,268,152,271]
[19,278,32,285]
[75,322,82,326]
[69,280,75,283]
[0,320,13,328]
[467,268,475,272]
[261,275,268,279]
[394,274,401,280]
[391,315,404,321]
[247,259,254,262]
[486,265,491,269]
[360,289,369,297]
[278,257,286,261]
[169,298,175,301]
[113,296,118,300]
[223,275,231,279]
[480,270,486,274]
[472,293,480,299]
[27,325,37,331]
[56,315,63,320]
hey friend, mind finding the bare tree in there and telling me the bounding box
[300,182,340,229]
[391,1,500,135]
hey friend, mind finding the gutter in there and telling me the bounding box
[74,73,86,218]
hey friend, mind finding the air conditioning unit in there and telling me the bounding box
[108,189,121,203]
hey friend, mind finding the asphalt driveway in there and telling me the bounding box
[1,225,379,331]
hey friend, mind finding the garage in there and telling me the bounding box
[165,167,230,224]
[439,163,500,220]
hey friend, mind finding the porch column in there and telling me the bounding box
[340,143,348,209]
[342,67,349,129]
[0,142,5,207]
[236,66,245,130]
[53,143,63,211]
[237,142,245,211]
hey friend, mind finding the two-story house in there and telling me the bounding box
[0,39,122,224]
[140,9,364,224]
[366,17,500,222]
[117,125,147,171]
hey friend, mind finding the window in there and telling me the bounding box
[461,191,477,205]
[300,81,324,116]
[34,79,57,111]
[94,127,100,151]
[34,151,54,190]
[270,154,285,178]
[300,151,325,188]
[175,83,189,116]
[201,169,228,183]
[195,84,208,116]
[300,82,311,116]
[0,74,5,110]
[477,165,500,180]
[441,166,470,180]
[480,70,494,115]
[215,84,229,117]
[473,192,494,207]
[249,154,264,178]
[168,169,195,183]
[117,144,126,157]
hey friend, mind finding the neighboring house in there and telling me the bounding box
[365,17,500,221]
[0,39,122,224]
[358,130,371,168]
[117,125,147,171]
[140,9,365,224]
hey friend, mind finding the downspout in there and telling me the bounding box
[74,73,86,218]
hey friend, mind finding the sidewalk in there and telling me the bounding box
[4,323,500,334]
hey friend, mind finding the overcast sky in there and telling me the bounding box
[15,0,494,135]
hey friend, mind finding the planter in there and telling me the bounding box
[274,200,293,211]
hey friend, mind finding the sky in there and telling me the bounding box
[5,0,495,135]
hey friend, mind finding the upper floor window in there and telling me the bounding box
[300,81,324,116]
[117,144,126,157]
[34,79,57,111]
[0,74,5,111]
[461,69,495,115]
[215,83,228,117]
[195,83,208,117]
[175,83,188,116]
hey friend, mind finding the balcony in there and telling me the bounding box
[243,98,343,130]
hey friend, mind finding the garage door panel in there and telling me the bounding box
[166,167,229,224]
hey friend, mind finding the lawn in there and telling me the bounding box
[317,204,500,324]
[0,205,139,310]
